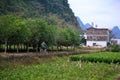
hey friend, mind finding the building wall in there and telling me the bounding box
[118,39,120,45]
[111,39,120,45]
[86,27,109,47]
[87,41,107,47]
[87,35,108,41]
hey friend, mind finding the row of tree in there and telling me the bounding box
[0,15,81,53]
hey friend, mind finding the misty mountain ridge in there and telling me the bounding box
[111,26,120,39]
[76,16,120,39]
[76,16,91,31]
[84,23,91,29]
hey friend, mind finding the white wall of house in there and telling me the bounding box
[111,39,120,45]
[86,41,107,47]
[118,39,120,45]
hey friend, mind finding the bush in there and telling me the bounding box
[70,52,120,64]
[69,56,80,61]
[110,44,120,52]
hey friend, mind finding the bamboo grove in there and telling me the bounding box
[0,15,81,53]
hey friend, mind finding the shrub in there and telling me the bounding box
[70,52,120,64]
[69,56,80,61]
[110,44,120,52]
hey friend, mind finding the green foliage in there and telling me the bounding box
[56,27,80,47]
[109,44,120,52]
[0,15,26,52]
[70,56,80,61]
[0,15,17,40]
[0,0,79,28]
[9,18,31,44]
[0,15,81,52]
[0,56,120,80]
[70,52,120,64]
[25,19,57,47]
[0,0,82,52]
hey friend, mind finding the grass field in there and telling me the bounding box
[0,52,120,80]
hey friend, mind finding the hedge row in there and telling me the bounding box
[70,52,120,64]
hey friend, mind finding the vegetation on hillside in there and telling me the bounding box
[0,0,81,52]
[0,0,79,28]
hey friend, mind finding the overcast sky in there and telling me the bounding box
[68,0,120,29]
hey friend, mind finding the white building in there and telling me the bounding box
[86,27,109,47]
[111,38,120,45]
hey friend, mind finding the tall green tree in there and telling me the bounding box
[26,19,56,51]
[0,15,18,53]
[25,19,41,51]
[9,19,31,52]
[67,27,81,46]
[39,22,56,46]
[55,27,80,50]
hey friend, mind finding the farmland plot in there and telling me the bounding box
[0,52,120,80]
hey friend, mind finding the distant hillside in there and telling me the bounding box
[0,0,79,28]
[76,16,85,30]
[111,26,120,38]
[84,23,91,29]
[76,16,91,31]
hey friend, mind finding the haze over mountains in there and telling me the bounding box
[76,16,120,38]
[111,26,120,39]
[76,16,91,31]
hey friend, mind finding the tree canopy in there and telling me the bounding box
[0,15,81,52]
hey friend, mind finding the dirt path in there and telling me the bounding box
[0,51,90,60]
[114,75,120,80]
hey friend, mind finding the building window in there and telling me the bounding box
[93,43,96,46]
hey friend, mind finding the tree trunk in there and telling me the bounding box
[27,44,29,53]
[0,43,1,51]
[20,44,22,49]
[13,44,16,50]
[67,46,68,51]
[17,44,19,53]
[51,46,53,51]
[60,45,62,51]
[7,44,9,51]
[36,44,38,52]
[9,44,12,51]
[23,44,26,50]
[57,45,59,51]
[4,39,7,53]
[73,45,76,51]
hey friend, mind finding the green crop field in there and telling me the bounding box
[70,52,120,64]
[0,52,120,80]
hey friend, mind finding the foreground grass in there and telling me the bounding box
[0,53,120,80]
